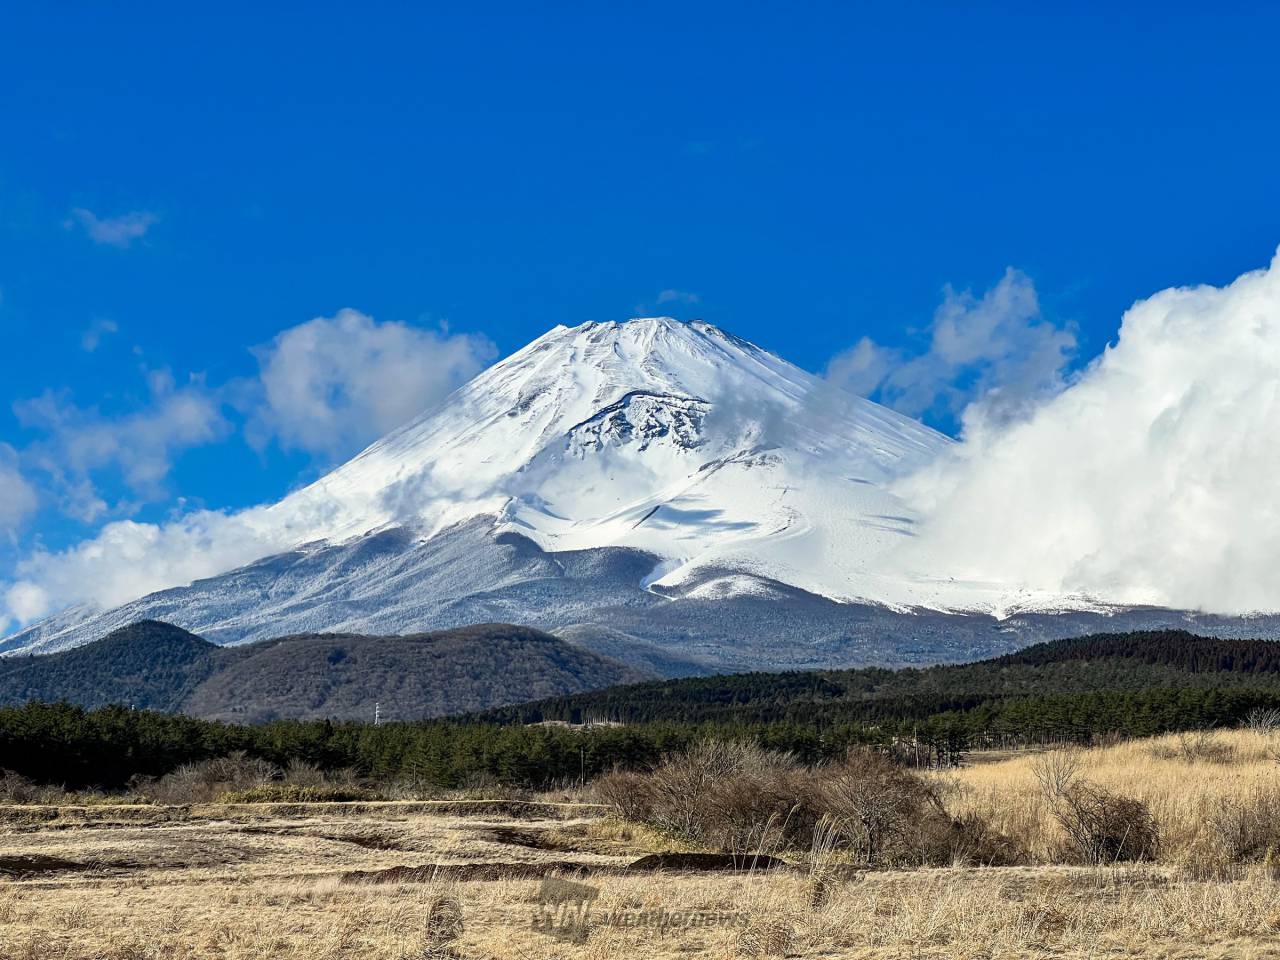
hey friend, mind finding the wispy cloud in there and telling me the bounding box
[14,370,230,521]
[656,289,700,305]
[0,446,37,540]
[66,208,158,248]
[0,308,498,626]
[80,318,119,352]
[829,268,1076,435]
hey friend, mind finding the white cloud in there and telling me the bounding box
[895,247,1280,614]
[825,337,900,399]
[2,506,311,622]
[832,269,1076,433]
[66,208,158,248]
[14,371,229,518]
[4,582,49,624]
[657,289,700,305]
[246,308,494,460]
[0,445,37,538]
[80,318,119,352]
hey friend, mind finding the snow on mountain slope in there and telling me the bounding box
[4,317,983,655]
[261,316,951,601]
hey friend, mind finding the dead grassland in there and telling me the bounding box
[4,730,1280,958]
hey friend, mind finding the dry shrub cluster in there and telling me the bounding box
[0,770,64,804]
[598,740,1169,870]
[1050,782,1159,864]
[1180,781,1280,878]
[1030,749,1158,864]
[594,741,1017,867]
[1146,729,1237,764]
[0,771,155,806]
[140,754,367,804]
[0,757,378,806]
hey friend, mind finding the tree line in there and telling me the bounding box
[4,683,1280,791]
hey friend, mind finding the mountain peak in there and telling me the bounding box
[563,315,687,331]
[529,315,738,360]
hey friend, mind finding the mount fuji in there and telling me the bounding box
[5,317,1271,671]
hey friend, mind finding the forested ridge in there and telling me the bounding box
[480,630,1280,726]
[0,620,648,721]
[3,630,1280,791]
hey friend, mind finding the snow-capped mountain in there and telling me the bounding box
[9,317,1268,667]
[275,316,949,602]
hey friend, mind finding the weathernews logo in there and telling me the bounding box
[532,876,746,940]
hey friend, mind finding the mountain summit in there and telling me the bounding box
[16,316,1242,668]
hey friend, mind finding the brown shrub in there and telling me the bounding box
[932,810,1027,866]
[282,759,327,787]
[812,748,942,865]
[593,741,806,851]
[0,770,62,804]
[148,753,280,803]
[595,741,1018,867]
[1052,781,1159,864]
[1148,730,1237,765]
[702,760,814,853]
[649,742,757,836]
[592,770,653,822]
[639,741,802,846]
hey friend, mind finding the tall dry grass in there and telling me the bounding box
[934,728,1280,874]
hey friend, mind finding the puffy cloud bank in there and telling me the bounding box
[897,248,1280,613]
[2,505,322,625]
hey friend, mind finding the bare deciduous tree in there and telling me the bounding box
[1030,748,1081,800]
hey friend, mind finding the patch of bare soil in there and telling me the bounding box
[0,854,100,877]
[236,824,409,851]
[340,860,611,883]
[481,826,547,849]
[626,852,788,872]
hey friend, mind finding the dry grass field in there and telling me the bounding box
[4,731,1280,958]
[933,728,1280,873]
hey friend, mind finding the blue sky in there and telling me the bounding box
[1,2,1279,608]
